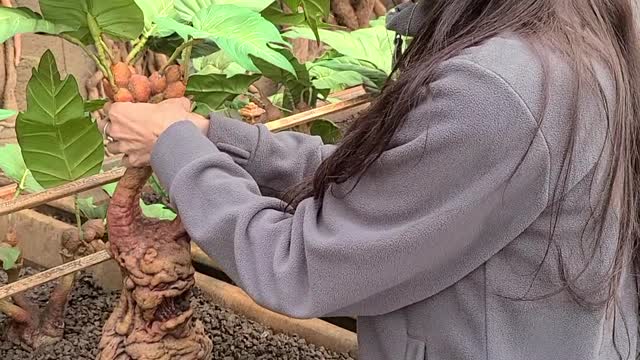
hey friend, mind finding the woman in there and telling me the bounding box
[101,0,640,359]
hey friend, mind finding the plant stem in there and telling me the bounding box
[100,34,115,63]
[61,34,109,77]
[74,195,84,241]
[181,44,193,81]
[87,14,115,87]
[163,39,203,72]
[149,174,170,205]
[127,29,152,65]
[12,170,28,200]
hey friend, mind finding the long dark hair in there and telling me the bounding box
[293,0,640,331]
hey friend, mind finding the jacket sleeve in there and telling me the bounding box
[206,115,336,196]
[150,59,551,319]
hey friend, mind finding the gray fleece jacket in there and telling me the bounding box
[150,3,638,360]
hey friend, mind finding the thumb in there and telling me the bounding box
[162,97,191,110]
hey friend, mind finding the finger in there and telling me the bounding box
[121,155,141,168]
[103,102,112,115]
[96,116,108,136]
[121,155,131,168]
[127,154,150,168]
[106,141,123,155]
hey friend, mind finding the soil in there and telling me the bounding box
[0,268,355,360]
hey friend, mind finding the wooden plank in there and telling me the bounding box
[0,250,112,300]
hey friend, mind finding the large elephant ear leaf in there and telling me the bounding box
[16,50,104,189]
[134,0,179,37]
[284,20,395,74]
[0,7,71,43]
[157,4,295,74]
[193,5,294,74]
[175,0,275,22]
[39,0,144,44]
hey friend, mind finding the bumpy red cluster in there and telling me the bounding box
[104,62,186,103]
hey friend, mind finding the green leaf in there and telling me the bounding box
[308,66,365,92]
[134,0,178,36]
[312,56,388,90]
[16,51,104,188]
[0,109,17,121]
[284,21,395,74]
[39,0,144,44]
[310,119,341,144]
[140,200,176,220]
[148,33,219,58]
[186,73,260,114]
[0,246,20,271]
[102,182,117,196]
[0,144,44,193]
[84,99,107,113]
[261,3,306,27]
[252,49,311,110]
[156,5,295,74]
[175,0,275,21]
[0,7,71,44]
[193,50,248,77]
[77,196,107,219]
[100,179,175,220]
[284,0,330,42]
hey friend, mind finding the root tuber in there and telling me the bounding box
[164,64,182,83]
[114,88,134,103]
[112,62,132,88]
[149,71,167,95]
[163,81,186,99]
[98,167,212,360]
[128,74,152,102]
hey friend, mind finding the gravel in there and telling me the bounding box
[0,268,354,360]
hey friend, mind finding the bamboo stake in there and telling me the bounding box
[266,94,370,132]
[0,244,216,301]
[0,168,125,217]
[0,251,112,300]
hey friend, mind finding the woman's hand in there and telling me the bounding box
[100,98,209,167]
